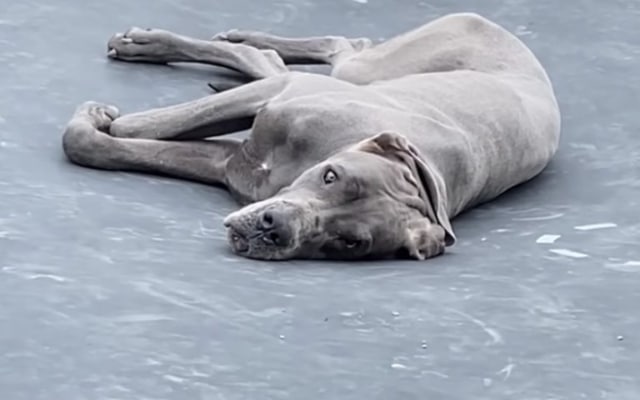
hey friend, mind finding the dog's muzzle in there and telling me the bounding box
[224,202,299,257]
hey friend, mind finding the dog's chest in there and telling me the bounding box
[254,99,381,155]
[225,102,376,203]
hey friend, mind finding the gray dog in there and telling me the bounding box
[62,13,561,261]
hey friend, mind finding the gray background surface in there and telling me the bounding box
[1,0,639,399]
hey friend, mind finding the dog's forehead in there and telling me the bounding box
[328,150,394,175]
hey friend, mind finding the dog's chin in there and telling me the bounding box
[227,234,297,260]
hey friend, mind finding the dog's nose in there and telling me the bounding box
[257,209,292,247]
[260,210,275,230]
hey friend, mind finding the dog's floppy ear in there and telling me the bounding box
[355,132,456,246]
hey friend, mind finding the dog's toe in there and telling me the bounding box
[73,101,120,131]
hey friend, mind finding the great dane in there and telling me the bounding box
[62,13,561,261]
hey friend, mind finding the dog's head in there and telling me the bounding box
[223,132,456,260]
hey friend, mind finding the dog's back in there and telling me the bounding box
[332,13,552,85]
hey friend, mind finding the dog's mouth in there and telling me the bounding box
[224,211,297,259]
[227,228,251,254]
[227,229,292,255]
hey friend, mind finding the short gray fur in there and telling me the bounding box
[61,13,560,261]
[0,0,638,399]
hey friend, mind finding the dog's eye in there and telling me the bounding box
[323,169,338,184]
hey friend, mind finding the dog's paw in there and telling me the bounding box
[107,27,179,62]
[62,102,120,167]
[211,29,248,43]
[71,101,120,131]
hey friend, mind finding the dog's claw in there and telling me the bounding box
[107,48,118,58]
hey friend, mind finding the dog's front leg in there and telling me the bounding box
[108,73,294,140]
[62,102,239,185]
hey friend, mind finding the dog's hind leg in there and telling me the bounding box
[107,27,288,79]
[211,30,372,66]
[62,102,239,185]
